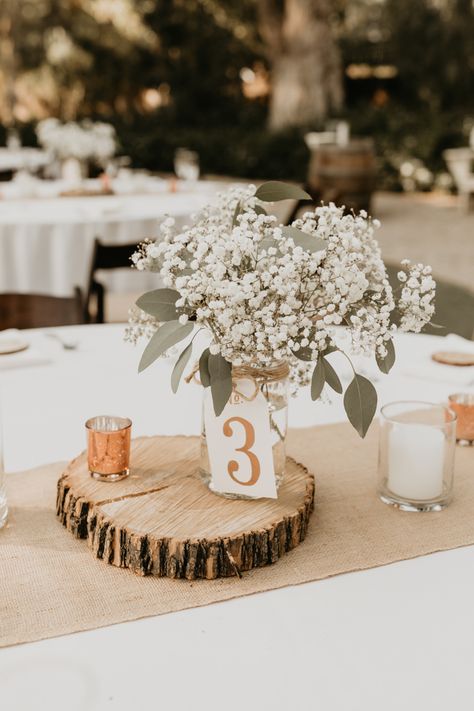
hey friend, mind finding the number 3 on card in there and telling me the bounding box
[223,416,261,486]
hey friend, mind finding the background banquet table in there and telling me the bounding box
[0,147,49,173]
[0,180,225,297]
[1,324,474,710]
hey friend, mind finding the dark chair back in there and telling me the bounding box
[0,288,84,330]
[86,238,139,323]
[386,265,474,340]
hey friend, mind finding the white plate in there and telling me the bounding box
[0,338,29,355]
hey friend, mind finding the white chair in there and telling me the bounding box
[443,147,474,211]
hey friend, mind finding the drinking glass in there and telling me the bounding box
[174,148,200,182]
[377,401,456,512]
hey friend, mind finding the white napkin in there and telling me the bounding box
[398,334,474,386]
[0,329,52,371]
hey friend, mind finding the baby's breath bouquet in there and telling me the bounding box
[36,118,116,163]
[128,182,435,437]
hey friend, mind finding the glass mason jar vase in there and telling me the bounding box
[200,361,289,499]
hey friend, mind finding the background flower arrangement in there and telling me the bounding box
[128,182,436,437]
[36,118,117,164]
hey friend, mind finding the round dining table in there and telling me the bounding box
[1,324,474,710]
[0,179,226,297]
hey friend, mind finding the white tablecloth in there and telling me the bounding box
[0,181,224,297]
[1,325,474,710]
[0,148,49,173]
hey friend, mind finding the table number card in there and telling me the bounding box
[204,379,277,499]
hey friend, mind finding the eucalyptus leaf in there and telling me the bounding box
[255,181,311,202]
[208,353,232,416]
[259,237,279,252]
[234,201,266,228]
[295,329,329,361]
[375,338,396,375]
[323,344,339,356]
[199,348,211,387]
[294,345,314,362]
[232,201,241,227]
[138,320,194,373]
[171,341,193,393]
[281,226,327,253]
[180,251,197,276]
[322,358,343,394]
[343,374,377,438]
[136,288,180,321]
[310,357,326,400]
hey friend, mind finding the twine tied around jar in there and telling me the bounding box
[185,360,290,402]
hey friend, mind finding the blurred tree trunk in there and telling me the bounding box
[258,0,343,131]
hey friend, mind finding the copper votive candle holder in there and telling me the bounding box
[448,394,474,446]
[86,416,132,482]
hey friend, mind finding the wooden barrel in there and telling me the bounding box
[307,139,377,213]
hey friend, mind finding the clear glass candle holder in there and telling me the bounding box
[86,416,132,482]
[448,394,474,446]
[377,401,456,512]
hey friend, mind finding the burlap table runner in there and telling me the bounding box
[1,421,474,648]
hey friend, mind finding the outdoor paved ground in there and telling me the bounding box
[107,191,474,322]
[373,192,474,294]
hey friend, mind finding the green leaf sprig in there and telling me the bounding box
[138,320,194,373]
[375,337,396,374]
[309,347,378,438]
[208,353,233,416]
[136,288,181,321]
[255,182,311,202]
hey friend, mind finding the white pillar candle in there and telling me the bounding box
[387,424,445,500]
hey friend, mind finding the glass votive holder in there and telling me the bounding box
[86,416,132,482]
[377,401,456,512]
[448,394,474,446]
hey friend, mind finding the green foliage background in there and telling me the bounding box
[4,0,474,187]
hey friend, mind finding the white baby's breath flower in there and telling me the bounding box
[36,119,116,161]
[128,186,436,375]
[397,260,435,332]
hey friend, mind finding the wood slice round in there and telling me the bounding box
[57,436,315,580]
